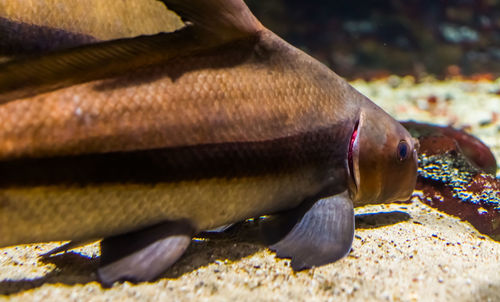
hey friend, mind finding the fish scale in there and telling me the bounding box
[0,34,351,160]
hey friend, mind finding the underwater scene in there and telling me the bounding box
[0,0,499,301]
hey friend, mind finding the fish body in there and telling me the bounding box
[0,0,418,283]
[0,32,357,160]
[0,29,353,246]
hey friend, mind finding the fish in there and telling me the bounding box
[0,0,419,285]
[0,0,182,58]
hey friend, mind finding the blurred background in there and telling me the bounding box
[246,0,500,79]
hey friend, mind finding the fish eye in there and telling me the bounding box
[396,140,410,162]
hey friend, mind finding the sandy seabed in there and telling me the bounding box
[1,77,499,301]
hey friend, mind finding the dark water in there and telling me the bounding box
[247,0,500,79]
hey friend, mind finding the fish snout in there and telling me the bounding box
[350,110,419,205]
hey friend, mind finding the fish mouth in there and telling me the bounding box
[347,119,360,198]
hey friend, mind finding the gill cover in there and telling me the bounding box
[348,105,418,204]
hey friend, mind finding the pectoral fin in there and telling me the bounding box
[98,219,194,285]
[264,191,355,270]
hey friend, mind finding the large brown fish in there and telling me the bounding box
[0,0,418,284]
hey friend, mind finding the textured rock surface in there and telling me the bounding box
[415,137,500,239]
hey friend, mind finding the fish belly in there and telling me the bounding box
[0,167,325,247]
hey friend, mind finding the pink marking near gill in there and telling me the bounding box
[348,121,359,184]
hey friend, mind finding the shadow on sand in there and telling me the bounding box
[0,221,262,296]
[0,211,410,295]
[355,211,411,229]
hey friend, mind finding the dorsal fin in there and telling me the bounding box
[0,1,183,63]
[160,0,263,40]
[0,16,99,57]
[0,0,183,46]
[0,0,264,104]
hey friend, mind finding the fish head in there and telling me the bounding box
[347,104,419,205]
